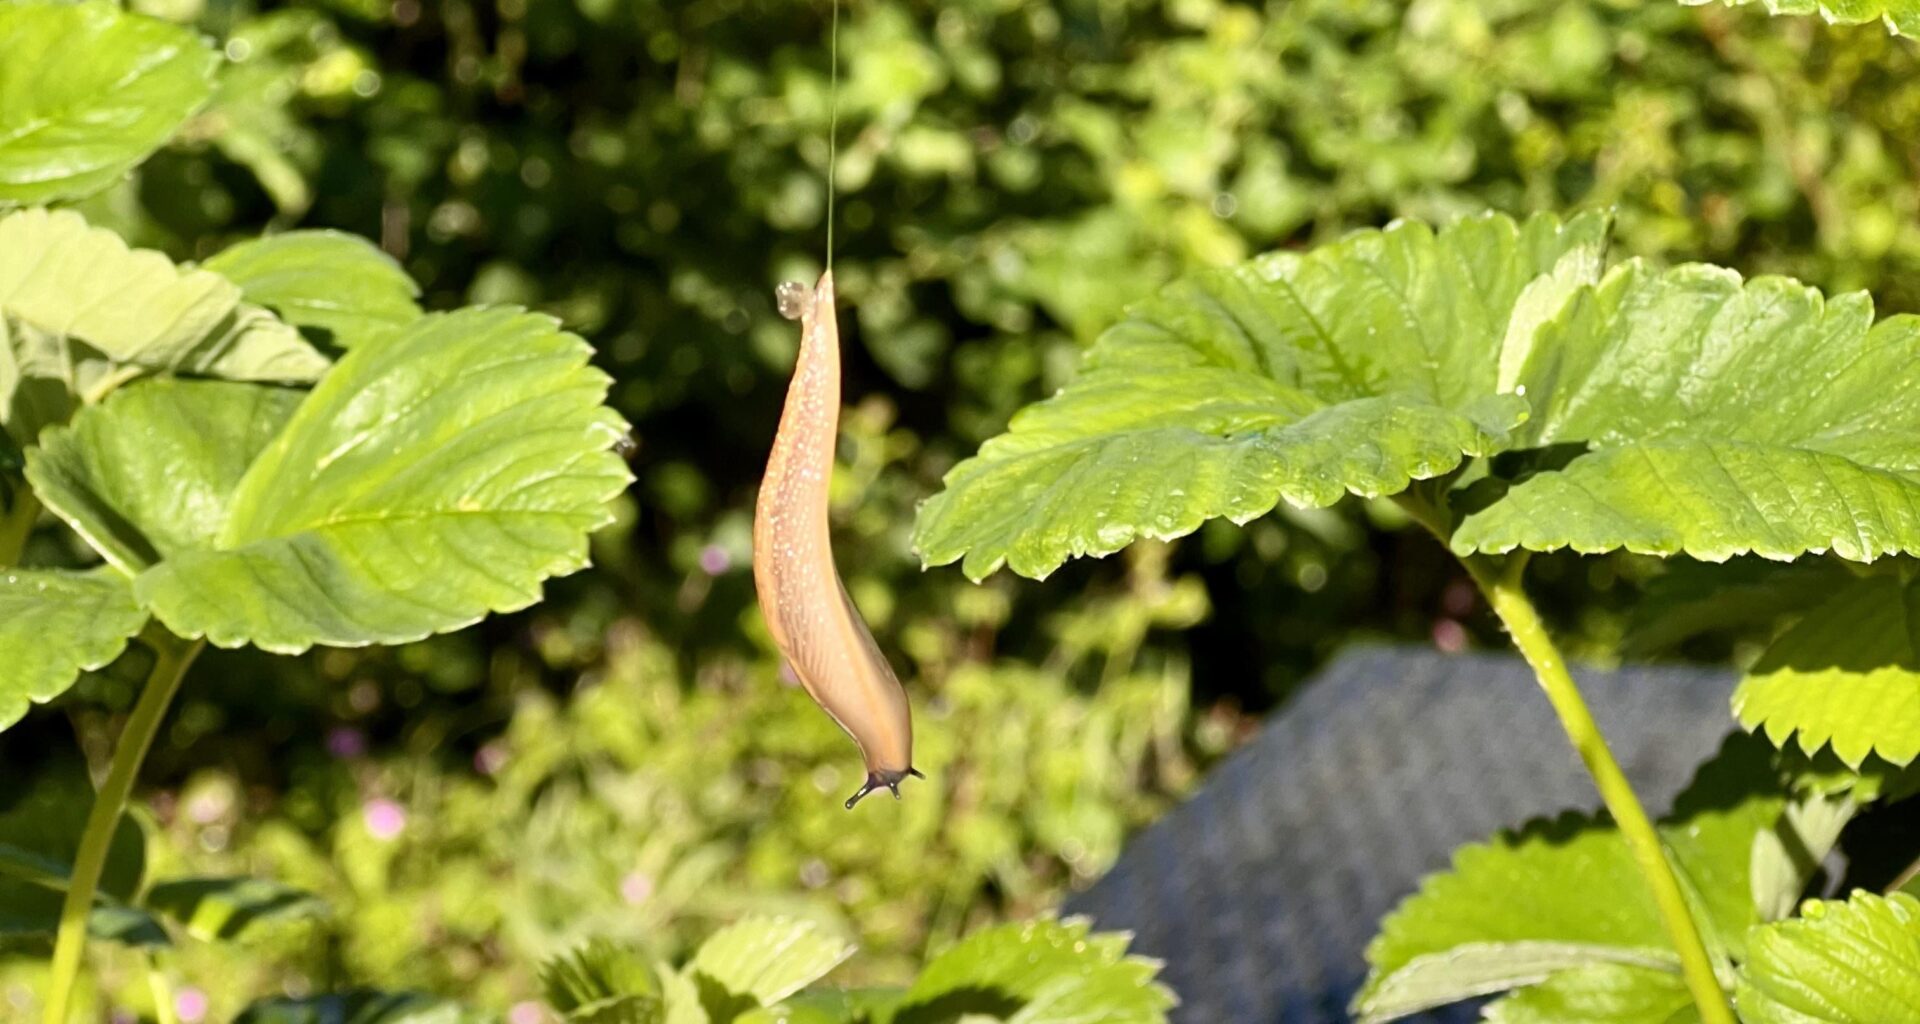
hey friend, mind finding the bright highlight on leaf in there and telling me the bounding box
[1453,264,1920,563]
[25,309,632,654]
[1680,0,1920,39]
[1735,573,1920,768]
[1734,892,1920,1024]
[0,208,327,444]
[0,569,146,731]
[0,1,219,204]
[914,211,1608,580]
[205,231,424,349]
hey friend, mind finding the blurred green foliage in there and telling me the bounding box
[7,0,1920,1016]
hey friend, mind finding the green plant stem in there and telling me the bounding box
[42,630,203,1024]
[0,489,38,566]
[146,953,179,1024]
[1463,555,1736,1024]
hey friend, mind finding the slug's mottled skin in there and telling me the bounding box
[754,272,920,808]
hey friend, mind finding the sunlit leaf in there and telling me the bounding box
[1680,0,1919,39]
[689,917,854,1009]
[129,308,630,652]
[0,1,219,204]
[205,231,422,349]
[1356,736,1789,1022]
[914,212,1608,580]
[28,379,303,574]
[1453,264,1920,563]
[0,208,325,443]
[0,569,146,732]
[1481,964,1695,1024]
[145,876,328,942]
[1734,892,1920,1023]
[894,918,1172,1024]
[1735,573,1920,768]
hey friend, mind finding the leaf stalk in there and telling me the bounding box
[42,629,203,1024]
[1463,555,1736,1024]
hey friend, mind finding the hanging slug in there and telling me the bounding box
[754,272,921,809]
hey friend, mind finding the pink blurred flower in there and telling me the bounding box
[175,986,209,1024]
[620,870,653,905]
[698,543,731,576]
[1432,619,1467,654]
[363,798,407,841]
[508,1001,547,1024]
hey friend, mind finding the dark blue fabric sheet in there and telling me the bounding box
[1063,646,1738,1024]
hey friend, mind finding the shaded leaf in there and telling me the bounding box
[205,231,422,349]
[540,938,660,1014]
[1734,892,1920,1024]
[1453,264,1920,563]
[145,876,328,942]
[0,1,219,204]
[1355,736,1788,1022]
[233,992,480,1024]
[1620,557,1858,658]
[915,212,1608,580]
[1481,964,1695,1024]
[1736,573,1920,768]
[1680,0,1919,39]
[28,379,303,574]
[0,755,164,948]
[120,308,630,653]
[0,568,146,731]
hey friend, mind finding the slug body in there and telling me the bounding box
[754,272,920,809]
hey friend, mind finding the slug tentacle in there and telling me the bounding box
[754,272,919,808]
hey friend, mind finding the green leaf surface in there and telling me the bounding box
[91,308,633,653]
[540,938,662,1020]
[145,876,328,941]
[1620,557,1858,658]
[1453,264,1920,563]
[738,990,904,1024]
[28,379,303,574]
[1735,573,1920,767]
[0,756,164,948]
[1680,0,1919,39]
[1481,964,1696,1024]
[0,208,325,443]
[689,917,855,1009]
[232,992,480,1024]
[892,919,1171,1024]
[205,231,423,349]
[1735,892,1920,1024]
[0,568,146,731]
[914,211,1607,580]
[1356,736,1788,1022]
[0,1,219,204]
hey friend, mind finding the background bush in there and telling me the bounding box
[6,0,1919,1016]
